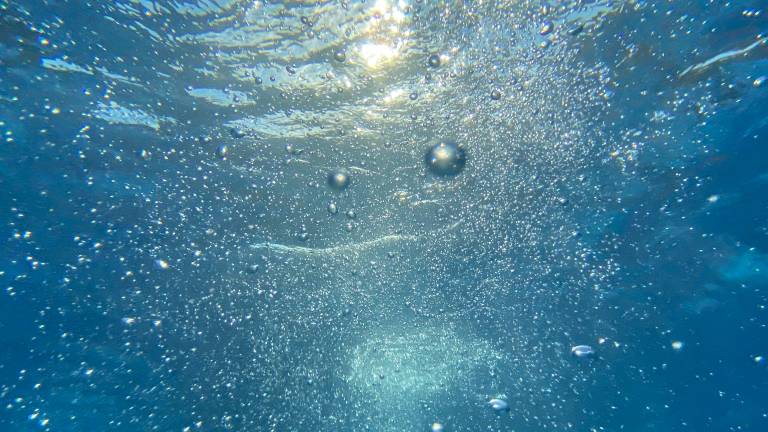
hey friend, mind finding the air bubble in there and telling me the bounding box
[540,21,554,35]
[327,170,351,191]
[424,140,467,177]
[571,345,594,358]
[488,398,509,412]
[216,145,229,159]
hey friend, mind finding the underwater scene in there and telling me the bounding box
[1,0,768,431]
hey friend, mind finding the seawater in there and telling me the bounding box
[1,1,768,431]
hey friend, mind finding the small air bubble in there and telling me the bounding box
[571,345,594,358]
[327,202,339,215]
[216,145,229,159]
[540,21,554,35]
[327,170,351,191]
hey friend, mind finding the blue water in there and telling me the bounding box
[1,0,768,431]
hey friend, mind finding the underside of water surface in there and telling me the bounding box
[1,0,768,431]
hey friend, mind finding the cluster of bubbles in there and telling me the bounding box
[327,138,468,194]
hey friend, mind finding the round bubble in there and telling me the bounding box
[327,170,351,191]
[540,21,554,35]
[216,144,229,159]
[431,422,444,432]
[427,54,441,68]
[424,140,467,177]
[490,89,502,100]
[327,202,338,215]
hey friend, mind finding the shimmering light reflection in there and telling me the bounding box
[371,0,407,23]
[356,0,410,69]
[357,42,402,68]
[383,88,405,103]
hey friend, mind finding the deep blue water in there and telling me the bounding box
[1,0,768,431]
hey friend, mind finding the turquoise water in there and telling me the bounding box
[1,0,768,431]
